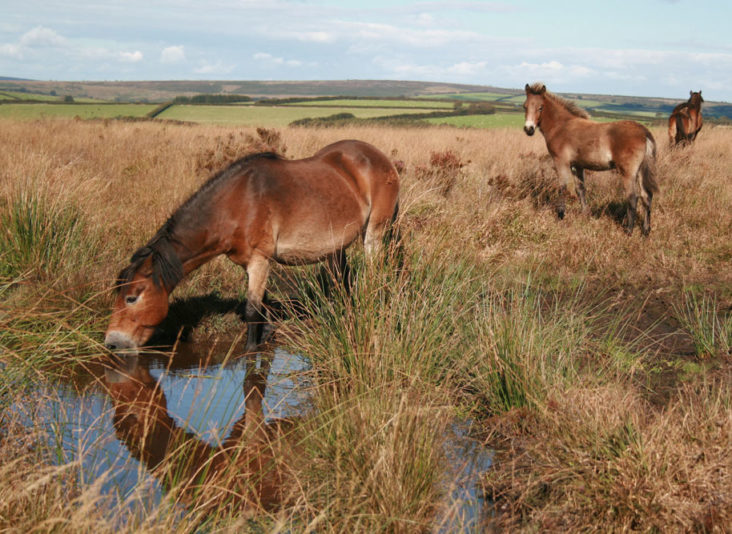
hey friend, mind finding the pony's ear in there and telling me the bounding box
[690,90,693,96]
[525,83,530,93]
[540,84,546,94]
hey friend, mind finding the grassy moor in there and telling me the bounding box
[1,114,730,531]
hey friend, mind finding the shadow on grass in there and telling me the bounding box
[592,199,627,229]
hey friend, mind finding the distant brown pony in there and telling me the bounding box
[105,139,399,353]
[523,83,659,236]
[668,90,703,146]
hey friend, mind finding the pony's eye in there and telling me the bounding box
[125,295,138,305]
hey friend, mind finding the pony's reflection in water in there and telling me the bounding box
[103,354,301,515]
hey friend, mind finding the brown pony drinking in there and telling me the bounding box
[105,139,399,353]
[523,83,658,236]
[668,90,703,146]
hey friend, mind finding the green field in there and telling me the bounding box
[157,104,430,126]
[0,91,61,102]
[425,112,524,128]
[283,98,454,109]
[425,92,511,102]
[0,103,157,119]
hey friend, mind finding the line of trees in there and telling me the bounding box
[172,94,251,104]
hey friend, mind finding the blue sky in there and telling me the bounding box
[2,0,731,101]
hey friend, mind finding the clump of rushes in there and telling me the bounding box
[0,274,107,386]
[278,242,480,392]
[462,280,591,414]
[674,289,732,358]
[0,188,93,282]
[275,244,479,529]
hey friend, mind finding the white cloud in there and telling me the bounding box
[0,43,22,59]
[161,45,185,63]
[298,31,335,43]
[253,52,303,67]
[194,60,235,74]
[19,26,67,48]
[119,50,143,62]
[448,61,488,76]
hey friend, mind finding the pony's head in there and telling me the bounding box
[689,90,704,107]
[523,82,546,136]
[105,240,183,352]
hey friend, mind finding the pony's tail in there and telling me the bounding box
[668,114,677,145]
[641,134,659,195]
[675,112,687,141]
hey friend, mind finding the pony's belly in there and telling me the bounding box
[273,225,362,265]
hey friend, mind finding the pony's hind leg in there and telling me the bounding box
[625,192,638,235]
[574,167,589,214]
[641,192,653,236]
[320,249,351,296]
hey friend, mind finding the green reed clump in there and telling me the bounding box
[273,246,480,529]
[0,274,107,389]
[0,189,94,281]
[674,289,732,358]
[462,280,594,414]
[279,246,479,392]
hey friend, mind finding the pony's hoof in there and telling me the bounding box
[557,209,565,220]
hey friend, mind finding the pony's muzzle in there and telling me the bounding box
[104,331,136,352]
[524,125,535,136]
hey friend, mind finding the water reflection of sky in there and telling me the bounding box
[14,348,310,508]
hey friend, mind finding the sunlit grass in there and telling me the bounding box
[0,118,730,531]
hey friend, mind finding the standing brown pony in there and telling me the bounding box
[523,83,658,236]
[105,139,399,353]
[668,90,703,146]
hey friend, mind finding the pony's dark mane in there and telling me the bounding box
[116,230,184,291]
[671,101,689,114]
[174,151,282,218]
[117,151,283,291]
[527,82,590,119]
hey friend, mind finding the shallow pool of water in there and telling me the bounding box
[13,340,491,528]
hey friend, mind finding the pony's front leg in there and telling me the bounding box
[244,255,271,353]
[554,164,573,220]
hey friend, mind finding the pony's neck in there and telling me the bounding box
[540,96,575,136]
[167,223,228,276]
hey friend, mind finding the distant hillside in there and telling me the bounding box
[0,79,502,103]
[0,78,729,120]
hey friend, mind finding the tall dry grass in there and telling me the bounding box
[1,117,730,531]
